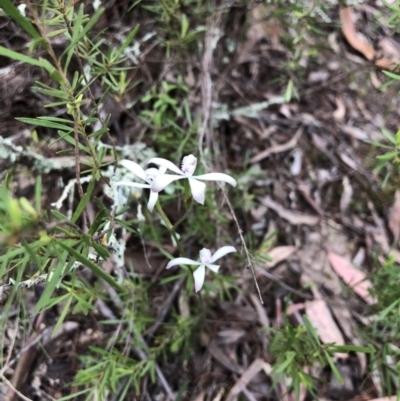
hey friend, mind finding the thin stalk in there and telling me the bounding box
[172,197,192,231]
[155,200,185,257]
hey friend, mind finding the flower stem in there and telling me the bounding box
[173,196,193,231]
[155,200,185,257]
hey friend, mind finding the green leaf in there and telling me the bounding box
[274,351,295,373]
[63,7,105,58]
[35,175,42,212]
[57,388,91,400]
[51,210,69,221]
[324,351,344,385]
[112,25,140,61]
[57,241,123,292]
[0,46,63,83]
[16,117,73,131]
[54,131,90,153]
[383,70,400,80]
[35,248,70,312]
[382,128,396,145]
[181,14,189,38]
[71,176,95,223]
[303,315,320,344]
[0,0,41,41]
[331,345,374,353]
[53,295,73,335]
[376,151,398,161]
[378,299,400,320]
[91,241,111,260]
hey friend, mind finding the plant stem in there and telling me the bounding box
[155,200,185,257]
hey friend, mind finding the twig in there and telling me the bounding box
[0,328,53,377]
[220,185,264,305]
[144,277,185,339]
[1,374,34,401]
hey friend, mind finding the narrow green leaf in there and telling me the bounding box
[52,295,73,335]
[0,46,63,83]
[51,210,69,221]
[303,315,320,344]
[71,176,95,223]
[37,116,74,124]
[91,241,110,260]
[16,117,73,131]
[324,351,344,384]
[383,70,400,80]
[181,14,189,38]
[376,151,397,161]
[112,25,140,61]
[35,175,42,212]
[274,351,295,373]
[63,8,105,57]
[57,241,123,291]
[332,345,374,353]
[54,131,90,153]
[35,248,70,312]
[0,0,41,41]
[382,128,396,145]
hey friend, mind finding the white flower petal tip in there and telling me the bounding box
[193,265,206,292]
[210,246,237,263]
[194,173,237,187]
[147,157,184,176]
[147,190,158,212]
[119,160,147,181]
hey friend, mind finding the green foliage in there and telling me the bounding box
[268,315,373,398]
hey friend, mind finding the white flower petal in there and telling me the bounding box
[199,248,212,264]
[210,246,237,263]
[188,178,206,204]
[147,190,158,212]
[181,154,197,176]
[193,264,206,292]
[114,181,150,189]
[166,258,201,269]
[194,173,237,187]
[152,174,185,192]
[205,263,220,273]
[147,158,184,176]
[119,160,147,181]
[145,167,160,182]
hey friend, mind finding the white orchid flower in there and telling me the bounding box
[147,154,237,205]
[166,246,236,292]
[114,160,167,212]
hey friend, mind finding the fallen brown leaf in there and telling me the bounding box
[249,293,270,327]
[367,397,397,401]
[305,299,347,359]
[250,127,303,164]
[388,190,400,244]
[340,7,397,70]
[340,176,353,213]
[201,332,244,374]
[333,96,346,120]
[193,391,204,401]
[328,252,376,304]
[260,196,319,226]
[225,359,272,401]
[261,245,297,269]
